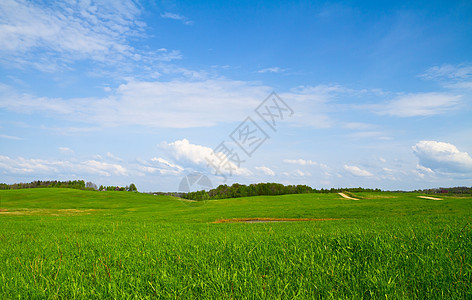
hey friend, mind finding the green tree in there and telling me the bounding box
[128,183,137,192]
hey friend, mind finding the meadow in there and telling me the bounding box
[0,189,471,299]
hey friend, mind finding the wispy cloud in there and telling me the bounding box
[0,80,271,128]
[0,134,22,140]
[283,159,318,166]
[0,0,179,72]
[257,67,285,73]
[375,92,461,117]
[420,63,472,90]
[282,169,311,177]
[255,166,275,176]
[0,155,127,177]
[160,12,193,25]
[106,152,123,162]
[421,64,472,81]
[344,165,373,177]
[59,147,74,155]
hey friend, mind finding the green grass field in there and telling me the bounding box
[1,189,471,299]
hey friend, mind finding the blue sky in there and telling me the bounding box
[1,0,471,192]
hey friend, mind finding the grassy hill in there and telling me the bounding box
[1,189,471,298]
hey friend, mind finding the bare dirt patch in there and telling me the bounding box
[338,193,359,200]
[212,218,340,223]
[418,196,443,201]
[0,208,8,212]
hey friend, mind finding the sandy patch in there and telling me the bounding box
[418,196,443,200]
[213,218,340,223]
[338,193,359,200]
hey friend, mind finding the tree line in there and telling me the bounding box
[0,180,138,192]
[413,186,472,195]
[183,183,382,201]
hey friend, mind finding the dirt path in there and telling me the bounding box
[213,218,340,223]
[338,193,359,200]
[418,196,443,200]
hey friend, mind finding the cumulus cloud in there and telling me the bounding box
[255,166,275,176]
[161,139,251,176]
[344,165,373,177]
[412,141,472,173]
[377,93,461,117]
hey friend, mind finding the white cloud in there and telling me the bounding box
[59,147,74,155]
[151,157,184,172]
[162,139,251,176]
[282,169,311,177]
[344,165,373,177]
[344,122,374,130]
[0,155,127,177]
[160,12,193,25]
[0,134,22,140]
[412,141,472,173]
[279,84,354,128]
[295,169,311,177]
[347,131,389,139]
[283,159,318,166]
[257,67,285,73]
[416,164,434,174]
[377,93,461,117]
[255,166,275,176]
[420,63,472,90]
[0,0,178,71]
[0,80,271,128]
[81,160,128,176]
[421,64,472,81]
[106,152,123,162]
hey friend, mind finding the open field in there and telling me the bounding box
[1,189,471,298]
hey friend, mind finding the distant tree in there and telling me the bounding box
[128,183,137,192]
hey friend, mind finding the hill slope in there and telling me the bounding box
[1,189,471,298]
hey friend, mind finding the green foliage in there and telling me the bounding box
[128,183,137,192]
[184,182,382,200]
[0,180,86,190]
[415,186,472,195]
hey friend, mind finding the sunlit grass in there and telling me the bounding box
[1,189,471,298]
